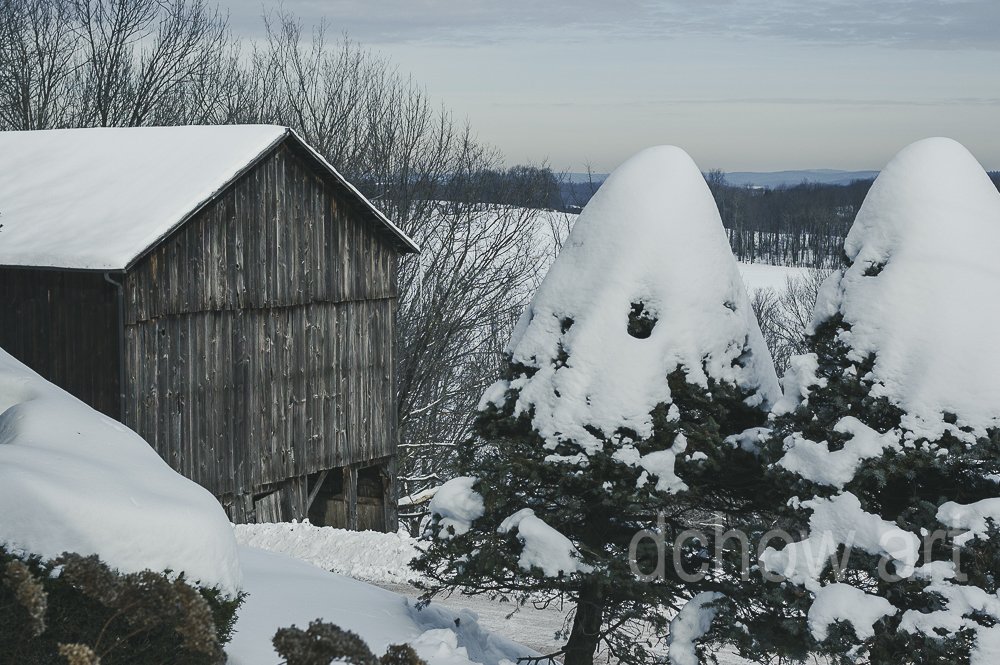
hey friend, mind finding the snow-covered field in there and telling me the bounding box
[235,522,756,664]
[233,522,573,654]
[738,262,809,294]
[228,545,533,665]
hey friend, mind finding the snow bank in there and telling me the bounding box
[0,349,241,596]
[812,137,1000,440]
[228,546,534,665]
[233,521,421,584]
[497,145,779,456]
[498,509,592,576]
[429,477,485,538]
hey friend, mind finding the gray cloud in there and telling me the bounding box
[221,0,1000,50]
[488,95,1000,108]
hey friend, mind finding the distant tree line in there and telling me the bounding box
[566,171,1000,269]
[706,172,873,268]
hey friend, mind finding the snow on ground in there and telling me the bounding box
[737,262,809,294]
[233,521,422,585]
[234,522,758,664]
[228,546,534,665]
[0,348,242,596]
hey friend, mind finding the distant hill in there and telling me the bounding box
[564,169,878,188]
[719,169,879,188]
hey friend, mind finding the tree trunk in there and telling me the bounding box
[564,583,605,665]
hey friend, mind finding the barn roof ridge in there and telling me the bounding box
[0,124,418,272]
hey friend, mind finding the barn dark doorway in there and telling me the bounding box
[307,461,390,531]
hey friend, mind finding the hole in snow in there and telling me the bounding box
[627,302,657,339]
[863,261,886,277]
[559,317,574,334]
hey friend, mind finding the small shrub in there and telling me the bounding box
[273,620,426,665]
[0,545,243,665]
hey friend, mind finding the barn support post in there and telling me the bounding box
[102,271,127,421]
[305,469,330,514]
[279,476,307,521]
[382,456,398,533]
[228,492,254,524]
[344,464,359,530]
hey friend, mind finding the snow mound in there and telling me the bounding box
[228,546,535,665]
[498,509,592,577]
[429,477,485,538]
[760,492,920,590]
[777,416,901,489]
[808,583,897,642]
[233,522,421,584]
[498,145,779,454]
[0,348,241,596]
[813,137,1000,440]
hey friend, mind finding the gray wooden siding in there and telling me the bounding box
[121,141,400,500]
[124,143,397,325]
[0,269,120,419]
[123,299,395,497]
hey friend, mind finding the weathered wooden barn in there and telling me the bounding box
[0,125,418,530]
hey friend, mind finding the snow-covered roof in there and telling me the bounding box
[0,125,417,271]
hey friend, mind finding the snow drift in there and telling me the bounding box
[228,546,534,665]
[0,348,242,596]
[488,145,779,456]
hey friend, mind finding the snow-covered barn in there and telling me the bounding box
[0,125,418,529]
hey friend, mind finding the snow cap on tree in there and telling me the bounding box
[811,137,1000,441]
[482,145,779,457]
[749,138,1000,664]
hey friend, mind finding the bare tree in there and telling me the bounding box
[750,269,831,375]
[244,13,559,530]
[72,0,229,126]
[0,0,232,129]
[0,0,80,129]
[0,3,567,532]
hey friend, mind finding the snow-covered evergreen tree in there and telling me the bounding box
[412,146,780,664]
[713,138,1000,664]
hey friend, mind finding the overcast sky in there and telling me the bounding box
[221,1,1000,173]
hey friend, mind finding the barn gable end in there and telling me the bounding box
[124,140,399,518]
[0,126,414,530]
